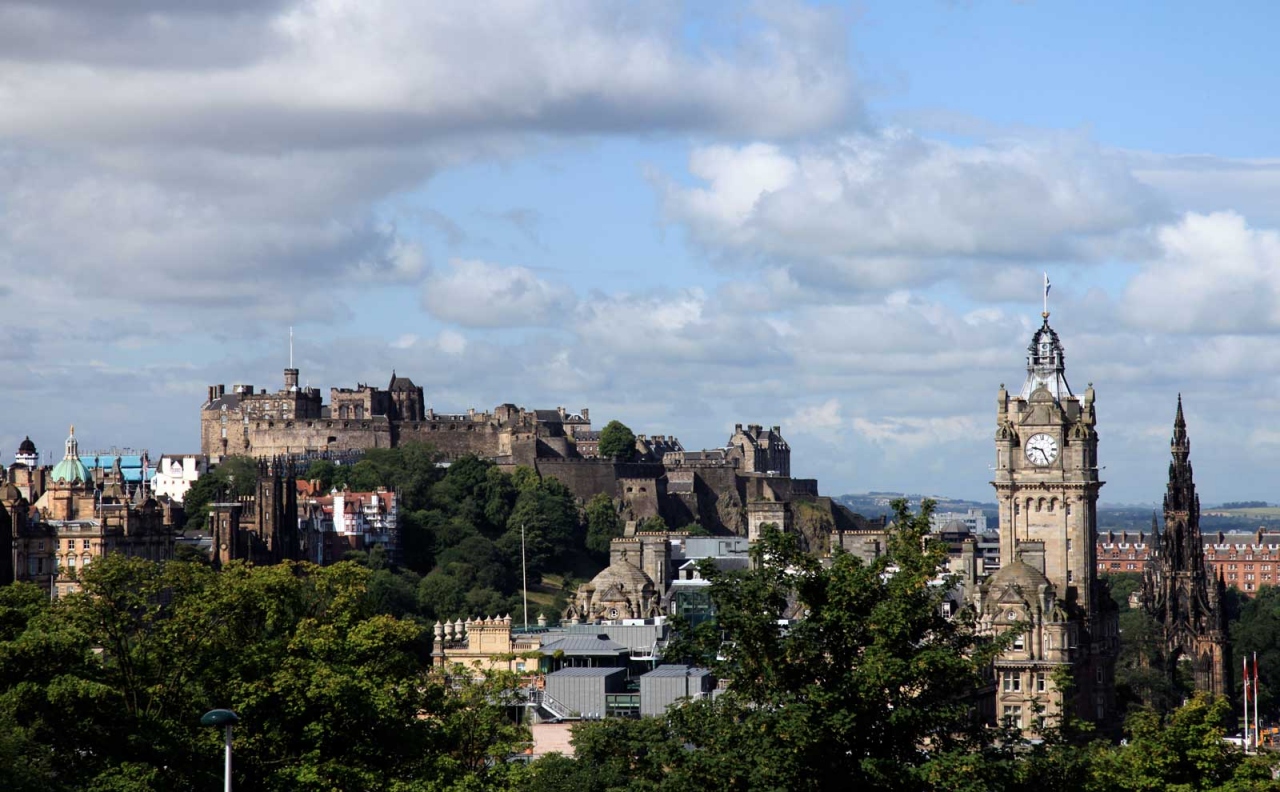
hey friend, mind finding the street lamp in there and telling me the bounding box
[200,709,239,792]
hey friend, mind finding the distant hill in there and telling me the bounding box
[836,492,997,523]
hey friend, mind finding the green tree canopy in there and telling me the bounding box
[584,493,622,559]
[555,499,1007,791]
[597,420,636,462]
[0,555,528,791]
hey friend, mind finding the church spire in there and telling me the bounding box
[1172,394,1189,463]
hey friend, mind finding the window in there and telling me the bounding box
[1003,673,1022,692]
[66,539,75,550]
[1110,562,1120,569]
[1036,672,1047,692]
[1096,667,1104,683]
[1013,634,1025,650]
[82,539,91,549]
[67,556,76,570]
[1002,705,1023,727]
[1126,563,1136,570]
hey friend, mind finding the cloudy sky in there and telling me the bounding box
[3,0,1279,505]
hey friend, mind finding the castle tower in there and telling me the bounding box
[1140,397,1230,698]
[990,302,1117,729]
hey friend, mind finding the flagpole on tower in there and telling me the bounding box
[1043,272,1051,319]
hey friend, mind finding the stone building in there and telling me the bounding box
[201,366,590,463]
[431,614,545,673]
[973,547,1076,730]
[14,427,176,596]
[207,458,299,568]
[200,367,865,542]
[564,534,753,624]
[1140,398,1230,696]
[728,424,790,476]
[981,309,1118,733]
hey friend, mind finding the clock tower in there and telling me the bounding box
[988,307,1117,728]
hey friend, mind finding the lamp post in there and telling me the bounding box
[200,709,239,792]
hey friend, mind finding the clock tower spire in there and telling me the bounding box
[982,296,1117,733]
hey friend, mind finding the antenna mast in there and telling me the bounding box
[289,326,294,369]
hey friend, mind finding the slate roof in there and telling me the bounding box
[641,665,712,679]
[539,635,629,656]
[547,667,628,678]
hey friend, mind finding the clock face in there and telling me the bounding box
[1025,433,1059,466]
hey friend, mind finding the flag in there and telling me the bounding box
[1044,272,1051,298]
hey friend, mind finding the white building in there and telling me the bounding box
[150,455,208,503]
[930,509,988,534]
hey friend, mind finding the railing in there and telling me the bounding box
[526,689,576,722]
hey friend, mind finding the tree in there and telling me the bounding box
[1230,585,1280,720]
[182,455,258,532]
[584,494,622,558]
[1088,693,1272,791]
[572,499,1007,791]
[636,515,667,533]
[0,555,527,791]
[597,420,636,462]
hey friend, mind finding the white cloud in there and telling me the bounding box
[1124,212,1280,333]
[787,399,844,435]
[852,415,985,455]
[422,259,573,328]
[0,0,858,148]
[660,129,1164,292]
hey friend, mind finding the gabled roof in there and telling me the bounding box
[388,372,419,392]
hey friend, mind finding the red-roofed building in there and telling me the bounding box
[297,483,399,565]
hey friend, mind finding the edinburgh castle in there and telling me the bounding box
[202,367,873,545]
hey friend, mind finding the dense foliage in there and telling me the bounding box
[0,555,528,791]
[181,455,258,532]
[597,421,636,462]
[529,504,1280,792]
[5,497,1279,790]
[301,448,607,625]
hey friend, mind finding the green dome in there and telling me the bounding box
[51,426,92,484]
[52,456,91,484]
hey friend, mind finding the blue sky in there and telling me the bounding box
[3,0,1280,505]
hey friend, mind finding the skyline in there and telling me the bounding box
[4,1,1280,503]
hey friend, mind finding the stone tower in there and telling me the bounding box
[990,309,1118,728]
[1140,397,1230,697]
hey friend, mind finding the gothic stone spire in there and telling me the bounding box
[1141,396,1229,696]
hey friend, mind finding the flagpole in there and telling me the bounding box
[1255,651,1261,750]
[1245,655,1251,751]
[521,523,529,631]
